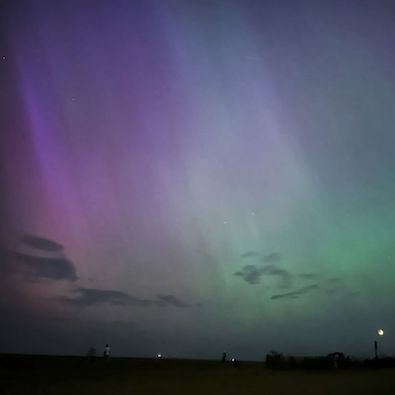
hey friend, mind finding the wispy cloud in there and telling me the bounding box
[2,235,78,282]
[239,252,281,263]
[234,264,291,288]
[271,284,319,300]
[262,253,281,263]
[15,253,78,282]
[235,265,262,285]
[262,265,291,288]
[56,287,198,309]
[240,252,262,258]
[157,294,194,308]
[56,288,151,307]
[21,235,64,252]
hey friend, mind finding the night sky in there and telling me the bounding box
[1,0,395,360]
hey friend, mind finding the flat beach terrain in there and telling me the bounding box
[1,355,395,395]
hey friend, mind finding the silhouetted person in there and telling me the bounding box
[104,344,111,360]
[87,347,96,364]
[221,352,227,362]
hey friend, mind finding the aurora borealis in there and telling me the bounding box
[1,0,395,360]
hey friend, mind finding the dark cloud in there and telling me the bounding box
[21,235,64,252]
[240,265,262,285]
[56,287,152,307]
[0,236,77,282]
[271,284,319,300]
[56,288,197,309]
[157,294,192,308]
[14,252,78,282]
[234,264,291,288]
[240,252,262,258]
[299,273,320,280]
[262,253,281,263]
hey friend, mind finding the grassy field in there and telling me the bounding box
[1,355,395,395]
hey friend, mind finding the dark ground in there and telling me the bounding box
[1,354,395,395]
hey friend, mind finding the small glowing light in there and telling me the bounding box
[378,329,384,336]
[231,358,235,362]
[71,98,75,101]
[224,221,227,225]
[157,353,162,358]
[2,56,6,60]
[251,212,255,215]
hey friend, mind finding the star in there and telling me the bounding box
[2,56,6,60]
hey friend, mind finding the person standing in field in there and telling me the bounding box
[87,347,96,364]
[104,344,111,360]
